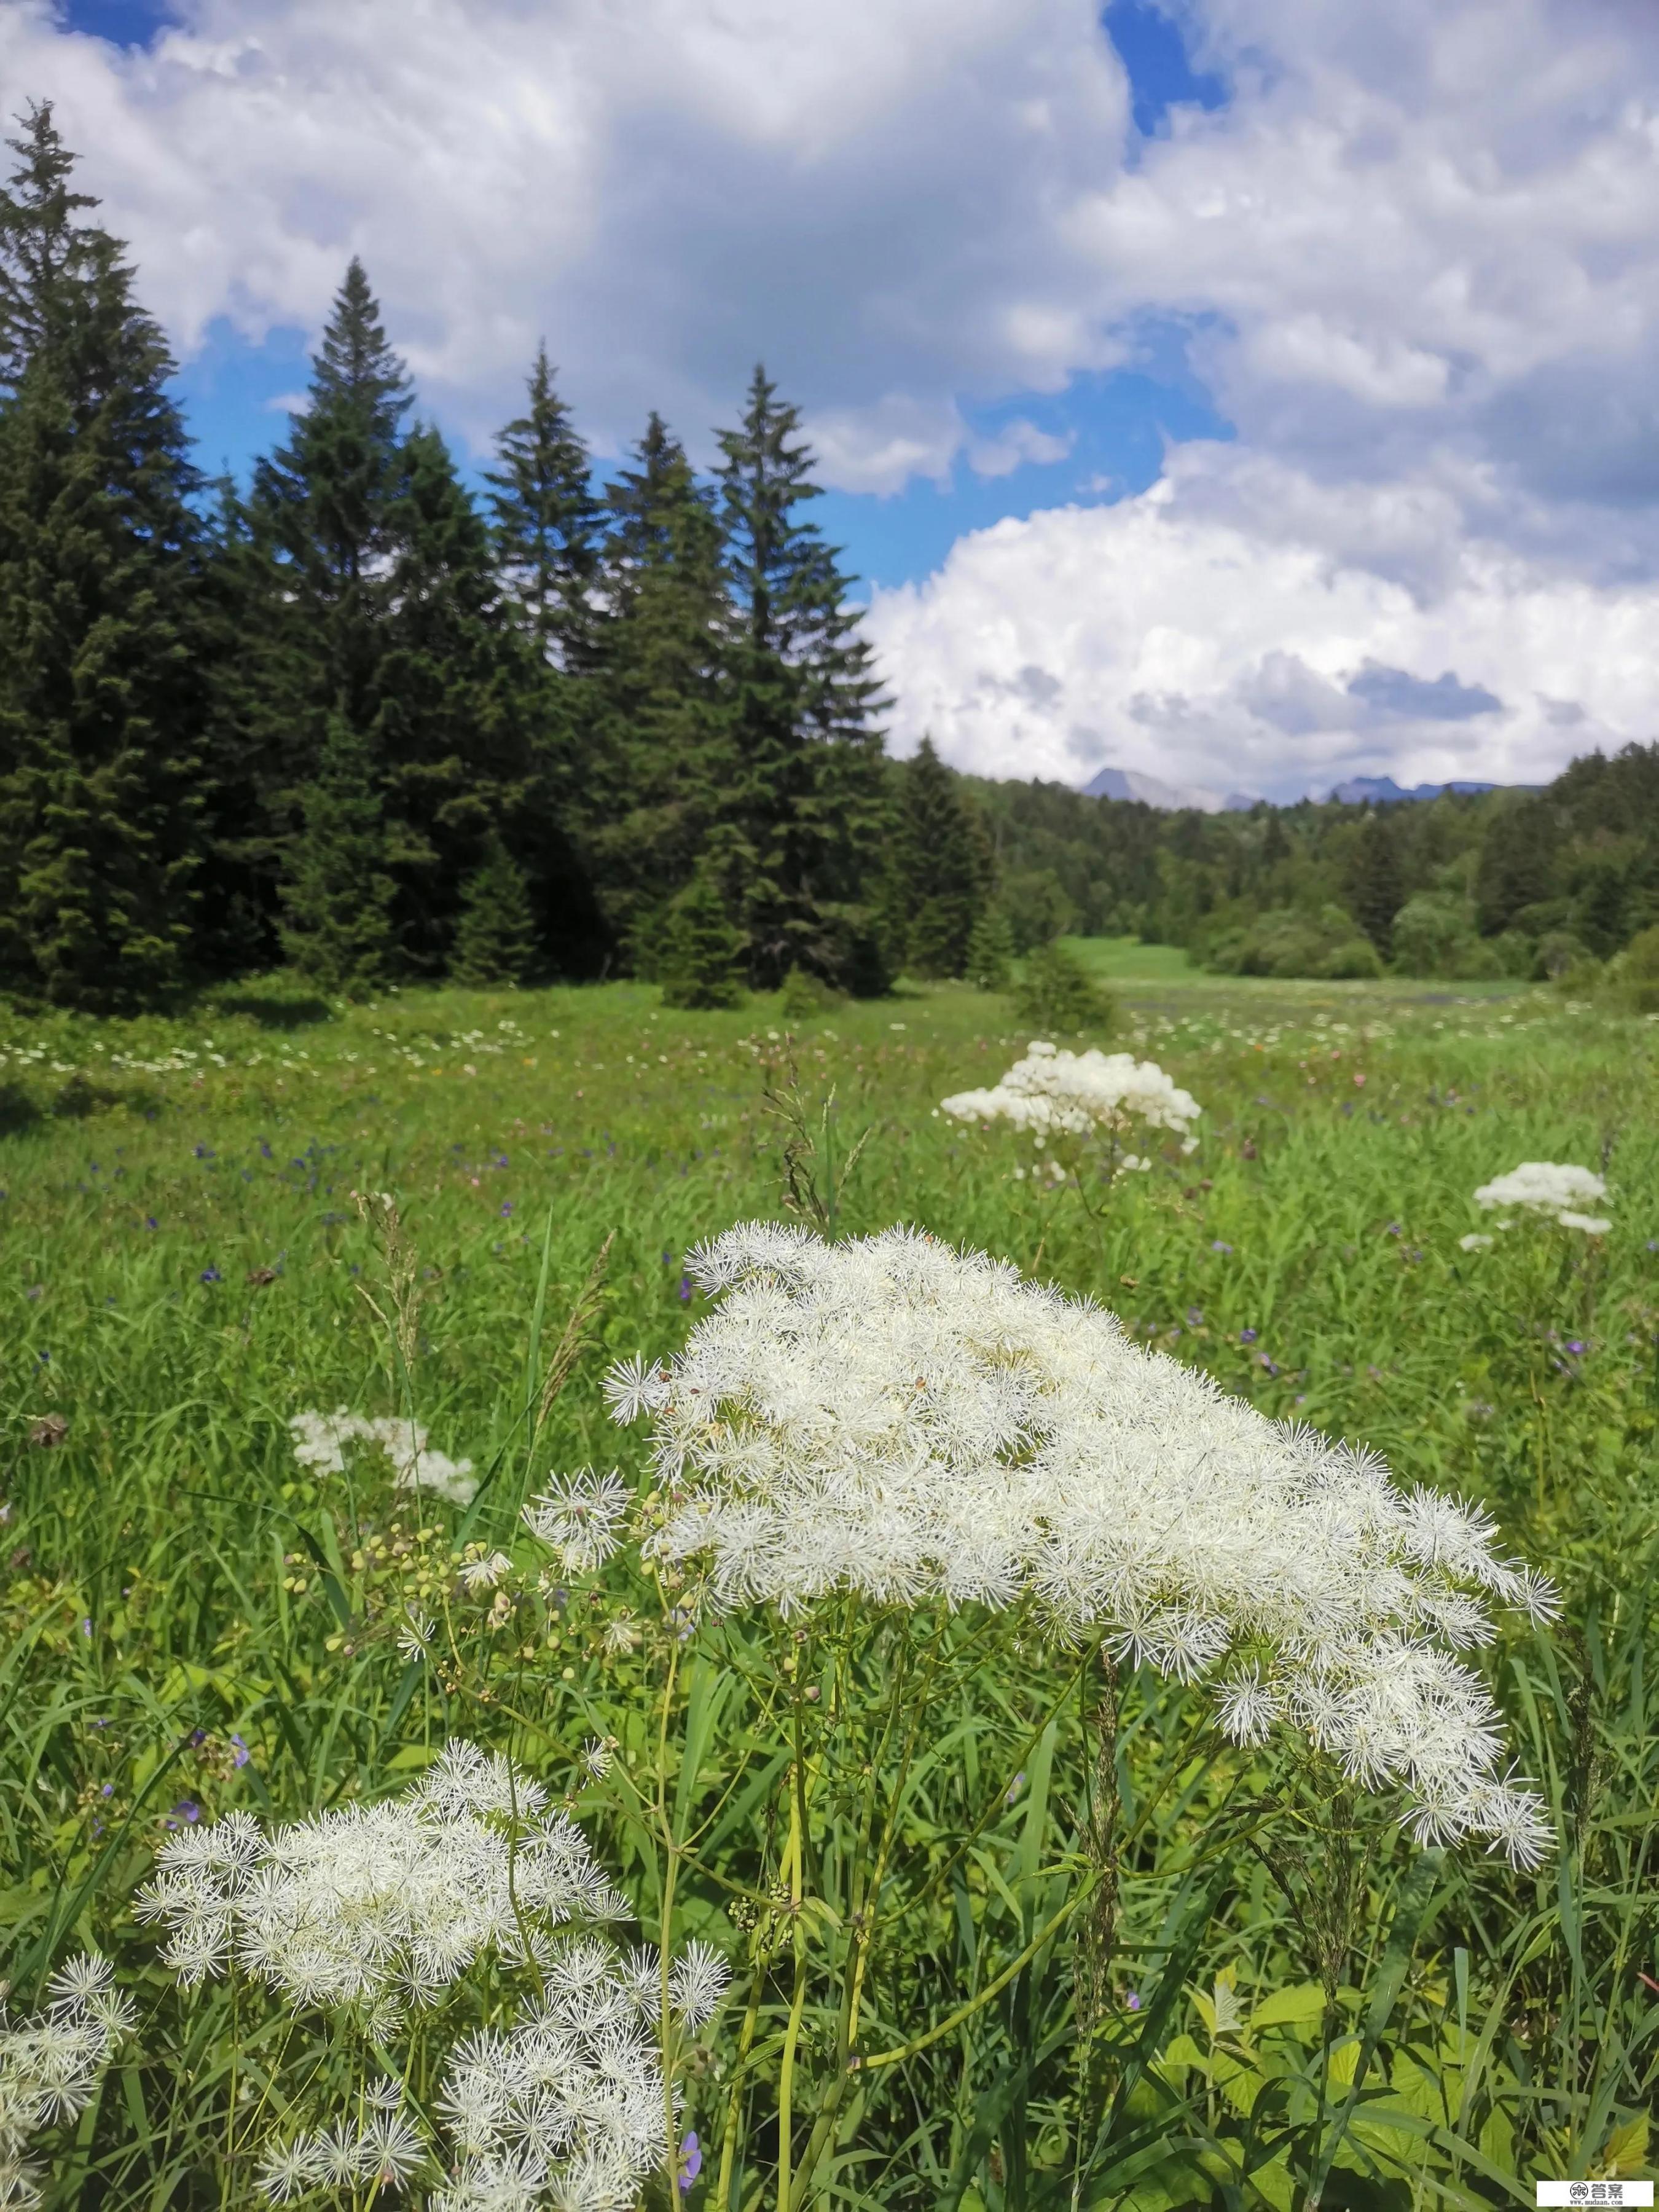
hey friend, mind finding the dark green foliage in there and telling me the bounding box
[889,737,994,977]
[1349,810,1404,955]
[0,104,208,1010]
[584,417,732,954]
[1610,920,1659,1011]
[1209,905,1382,981]
[280,712,396,995]
[373,420,544,974]
[715,366,887,986]
[485,344,603,672]
[1002,866,1078,953]
[659,869,746,1009]
[449,835,538,987]
[1013,939,1114,1035]
[964,908,1016,990]
[777,963,844,1022]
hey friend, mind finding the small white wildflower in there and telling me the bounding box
[398,1610,436,1661]
[600,1615,641,1657]
[1557,1211,1611,1235]
[579,1738,613,1783]
[668,1941,731,2030]
[287,1410,477,1505]
[601,1355,670,1425]
[458,1551,514,1593]
[1458,1232,1494,1252]
[0,1955,132,2187]
[523,1471,630,1574]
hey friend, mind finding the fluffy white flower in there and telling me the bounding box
[288,1410,477,1505]
[667,1942,731,2030]
[940,1042,1201,1142]
[1472,1163,1609,1229]
[431,1948,665,2212]
[618,1223,1553,1866]
[523,1471,630,1574]
[1458,1233,1494,1252]
[460,1552,515,1593]
[0,1954,133,2200]
[138,1741,627,2009]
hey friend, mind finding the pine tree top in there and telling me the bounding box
[0,100,101,391]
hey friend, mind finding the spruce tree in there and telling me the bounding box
[252,257,412,742]
[890,738,994,977]
[374,418,544,973]
[280,710,396,993]
[964,908,1016,991]
[586,416,732,953]
[0,100,99,392]
[715,366,887,986]
[449,834,538,986]
[1350,810,1405,957]
[485,343,602,671]
[0,106,208,1010]
[659,868,746,1010]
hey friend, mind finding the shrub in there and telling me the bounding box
[1605,922,1659,1012]
[1013,941,1115,1034]
[778,965,845,1022]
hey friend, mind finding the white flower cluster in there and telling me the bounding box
[1,1955,134,2210]
[430,1935,725,2212]
[137,1740,626,2020]
[288,1408,477,1505]
[1472,1162,1610,1234]
[257,1932,692,2212]
[613,1223,1556,1865]
[940,1041,1201,1143]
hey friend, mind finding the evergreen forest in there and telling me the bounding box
[5,101,1659,1014]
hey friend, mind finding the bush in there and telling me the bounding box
[1604,922,1659,1011]
[778,965,845,1022]
[1204,904,1375,980]
[1317,935,1385,980]
[1533,929,1597,985]
[1013,941,1115,1034]
[1390,894,1480,979]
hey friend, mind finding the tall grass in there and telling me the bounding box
[1,973,1655,2206]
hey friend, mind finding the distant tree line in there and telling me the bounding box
[971,748,1659,982]
[6,103,1659,1014]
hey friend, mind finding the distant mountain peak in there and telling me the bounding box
[1326,774,1501,806]
[1081,764,1260,814]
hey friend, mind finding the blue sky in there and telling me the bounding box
[19,0,1659,800]
[66,1,1236,600]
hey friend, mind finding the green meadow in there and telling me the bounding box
[3,955,1655,2208]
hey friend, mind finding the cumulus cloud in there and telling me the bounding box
[11,0,1659,789]
[865,445,1655,799]
[0,0,1129,473]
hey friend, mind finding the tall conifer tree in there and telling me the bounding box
[485,343,602,670]
[587,416,732,956]
[715,365,886,986]
[891,737,995,978]
[0,104,208,1009]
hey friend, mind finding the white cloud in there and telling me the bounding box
[967,417,1075,477]
[0,0,1129,476]
[865,447,1657,798]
